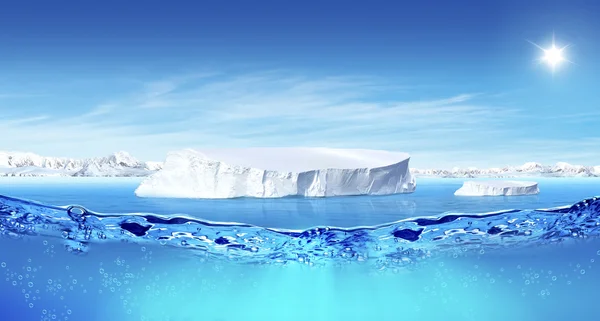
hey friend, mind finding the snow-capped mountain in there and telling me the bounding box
[411,162,600,178]
[0,151,162,177]
[0,150,597,178]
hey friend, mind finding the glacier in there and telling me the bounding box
[454,180,540,196]
[134,148,417,199]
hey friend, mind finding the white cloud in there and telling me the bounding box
[1,70,595,167]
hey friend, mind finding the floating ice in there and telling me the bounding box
[454,180,539,196]
[135,148,416,199]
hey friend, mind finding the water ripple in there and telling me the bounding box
[1,194,599,268]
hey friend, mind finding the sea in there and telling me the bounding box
[1,177,600,321]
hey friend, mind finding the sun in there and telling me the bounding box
[541,44,565,68]
[528,34,573,72]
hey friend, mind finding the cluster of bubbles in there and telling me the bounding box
[0,250,76,321]
[1,234,600,320]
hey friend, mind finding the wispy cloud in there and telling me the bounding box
[2,70,594,167]
[0,115,50,127]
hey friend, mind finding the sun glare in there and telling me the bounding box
[529,34,572,72]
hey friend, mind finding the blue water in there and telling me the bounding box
[1,177,599,229]
[1,177,600,320]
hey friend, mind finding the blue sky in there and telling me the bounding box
[1,0,599,168]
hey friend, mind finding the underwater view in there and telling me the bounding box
[2,178,600,320]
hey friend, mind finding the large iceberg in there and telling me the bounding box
[134,148,416,199]
[454,180,539,196]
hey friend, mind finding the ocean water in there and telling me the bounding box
[1,177,600,321]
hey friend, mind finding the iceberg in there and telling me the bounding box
[134,148,416,199]
[454,180,539,196]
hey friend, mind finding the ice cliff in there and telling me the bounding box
[134,148,417,199]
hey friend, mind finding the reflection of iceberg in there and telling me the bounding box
[140,195,418,228]
[257,197,418,226]
[135,148,416,199]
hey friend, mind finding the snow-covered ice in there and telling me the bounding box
[134,148,416,199]
[454,180,539,196]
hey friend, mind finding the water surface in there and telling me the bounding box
[1,178,600,321]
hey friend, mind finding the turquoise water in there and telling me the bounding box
[1,177,600,320]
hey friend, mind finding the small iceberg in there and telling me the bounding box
[454,180,539,196]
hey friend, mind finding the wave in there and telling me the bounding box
[1,194,599,268]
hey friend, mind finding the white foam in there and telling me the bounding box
[135,148,416,199]
[454,180,539,196]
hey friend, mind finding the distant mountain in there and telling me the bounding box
[411,162,600,178]
[0,150,597,178]
[0,151,162,177]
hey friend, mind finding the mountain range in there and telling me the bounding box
[0,151,598,178]
[0,151,161,177]
[410,162,600,178]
